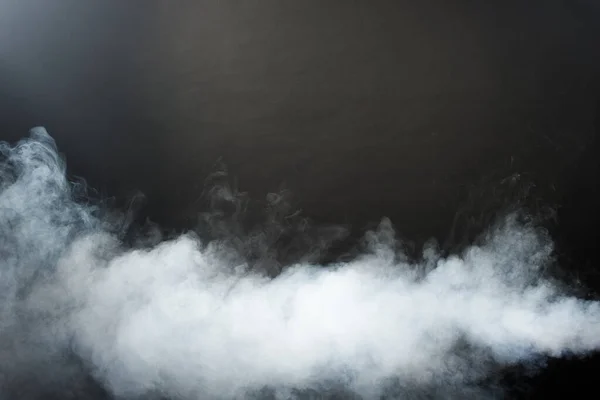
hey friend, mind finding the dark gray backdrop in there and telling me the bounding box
[1,2,599,396]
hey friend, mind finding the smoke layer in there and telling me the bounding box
[0,128,599,399]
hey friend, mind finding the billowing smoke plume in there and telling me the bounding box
[1,128,599,399]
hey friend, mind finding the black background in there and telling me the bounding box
[1,1,599,398]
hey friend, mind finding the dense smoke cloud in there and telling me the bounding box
[0,128,599,399]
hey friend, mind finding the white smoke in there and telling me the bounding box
[1,128,599,399]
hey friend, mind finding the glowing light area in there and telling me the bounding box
[1,128,599,399]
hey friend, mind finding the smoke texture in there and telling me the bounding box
[1,128,599,399]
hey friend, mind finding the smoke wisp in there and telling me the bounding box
[0,128,599,399]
